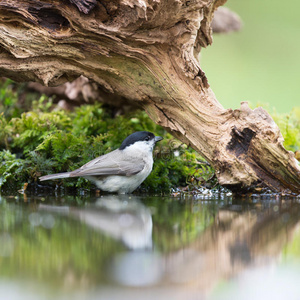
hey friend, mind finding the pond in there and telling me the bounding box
[0,191,300,300]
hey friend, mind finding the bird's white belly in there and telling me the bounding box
[85,162,153,194]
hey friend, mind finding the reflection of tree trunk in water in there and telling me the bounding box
[250,202,299,256]
[162,202,300,294]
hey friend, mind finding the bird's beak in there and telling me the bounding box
[154,136,163,143]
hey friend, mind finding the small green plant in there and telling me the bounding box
[0,79,22,120]
[272,107,300,152]
[0,150,27,188]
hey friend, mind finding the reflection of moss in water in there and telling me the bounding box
[282,226,300,260]
[0,195,220,287]
[0,200,125,287]
[143,197,218,252]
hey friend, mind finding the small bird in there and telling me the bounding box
[39,131,163,194]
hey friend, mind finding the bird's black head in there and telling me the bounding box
[119,131,161,150]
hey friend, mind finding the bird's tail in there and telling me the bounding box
[39,172,71,181]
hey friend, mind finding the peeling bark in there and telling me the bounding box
[0,0,299,193]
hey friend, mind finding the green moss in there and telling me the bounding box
[272,107,300,152]
[1,79,298,193]
[0,79,214,192]
[0,150,27,188]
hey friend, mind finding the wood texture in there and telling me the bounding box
[0,0,299,193]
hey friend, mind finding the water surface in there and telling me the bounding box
[0,192,299,299]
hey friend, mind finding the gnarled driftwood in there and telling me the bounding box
[0,0,299,193]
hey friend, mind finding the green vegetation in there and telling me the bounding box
[0,79,299,193]
[272,108,300,152]
[0,79,213,192]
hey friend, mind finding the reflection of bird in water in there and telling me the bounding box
[39,195,153,250]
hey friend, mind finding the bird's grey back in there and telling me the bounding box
[69,149,144,177]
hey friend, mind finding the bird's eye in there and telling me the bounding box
[145,136,150,141]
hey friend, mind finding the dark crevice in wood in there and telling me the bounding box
[227,127,256,157]
[194,69,209,89]
[28,7,70,31]
[68,0,97,14]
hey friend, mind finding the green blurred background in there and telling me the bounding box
[202,0,300,113]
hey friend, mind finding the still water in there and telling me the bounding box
[0,192,300,300]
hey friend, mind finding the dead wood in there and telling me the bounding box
[0,0,299,193]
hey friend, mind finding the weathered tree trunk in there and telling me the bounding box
[0,0,299,193]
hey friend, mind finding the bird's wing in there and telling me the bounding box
[70,149,144,177]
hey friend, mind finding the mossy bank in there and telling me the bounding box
[0,79,215,193]
[1,79,299,194]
